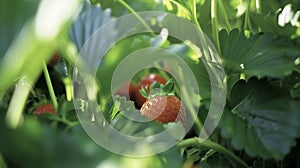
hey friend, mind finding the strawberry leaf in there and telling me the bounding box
[251,13,297,37]
[219,78,300,159]
[69,2,113,50]
[219,29,300,79]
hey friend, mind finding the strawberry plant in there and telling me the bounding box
[0,0,300,168]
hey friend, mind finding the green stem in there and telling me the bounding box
[5,77,31,129]
[178,137,250,168]
[255,0,262,31]
[244,0,253,31]
[182,85,204,134]
[255,0,261,14]
[178,64,204,134]
[42,62,58,111]
[57,37,77,101]
[190,0,226,136]
[49,116,80,128]
[117,0,155,35]
[211,0,221,53]
[218,0,231,30]
[64,77,73,101]
[191,0,202,32]
[190,0,213,61]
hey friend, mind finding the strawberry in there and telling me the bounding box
[139,80,185,124]
[140,95,185,124]
[33,103,56,115]
[114,82,135,100]
[134,74,167,108]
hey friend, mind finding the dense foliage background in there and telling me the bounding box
[0,0,300,167]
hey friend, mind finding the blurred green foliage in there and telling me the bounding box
[0,0,39,57]
[0,0,300,167]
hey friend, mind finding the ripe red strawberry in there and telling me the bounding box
[140,95,185,124]
[114,82,135,100]
[134,74,167,108]
[33,103,56,115]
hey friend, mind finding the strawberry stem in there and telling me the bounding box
[42,62,58,111]
[117,0,155,36]
[48,115,80,131]
[178,138,250,168]
[211,0,221,53]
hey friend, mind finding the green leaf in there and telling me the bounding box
[219,78,300,159]
[97,0,163,17]
[0,116,110,167]
[69,2,114,50]
[281,71,300,99]
[221,0,244,18]
[111,105,163,137]
[165,0,193,19]
[219,29,300,79]
[166,44,211,107]
[196,0,213,38]
[251,13,297,37]
[106,98,183,167]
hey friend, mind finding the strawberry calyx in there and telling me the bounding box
[139,79,175,99]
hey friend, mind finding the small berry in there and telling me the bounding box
[140,95,185,124]
[33,103,56,115]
